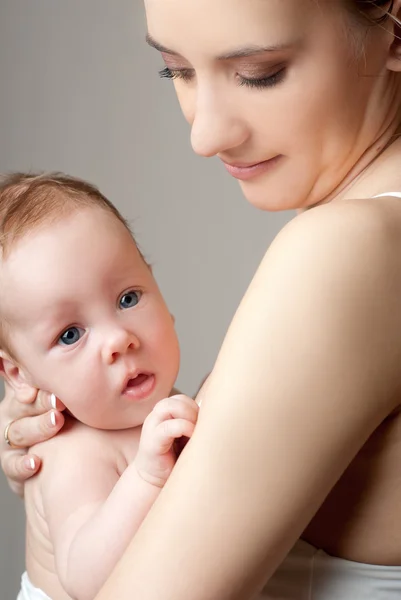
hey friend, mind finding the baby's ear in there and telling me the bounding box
[0,350,31,393]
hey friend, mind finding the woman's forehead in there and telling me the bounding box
[145,0,314,39]
[144,0,345,59]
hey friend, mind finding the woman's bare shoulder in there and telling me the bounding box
[261,197,401,309]
[272,196,400,264]
[213,196,401,417]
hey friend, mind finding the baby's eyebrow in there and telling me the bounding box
[30,307,77,336]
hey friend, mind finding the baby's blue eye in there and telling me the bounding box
[119,291,141,310]
[58,327,85,346]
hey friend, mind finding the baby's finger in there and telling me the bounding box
[157,418,196,453]
[169,395,199,421]
[4,410,65,450]
[150,396,199,426]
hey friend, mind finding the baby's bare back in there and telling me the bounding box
[24,419,140,599]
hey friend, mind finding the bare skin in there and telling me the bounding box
[0,385,65,496]
[304,404,401,564]
[89,192,401,600]
[3,1,401,599]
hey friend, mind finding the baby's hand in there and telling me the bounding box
[135,394,198,488]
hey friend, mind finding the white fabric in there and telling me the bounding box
[259,539,401,599]
[374,192,401,198]
[17,572,51,600]
[16,543,401,599]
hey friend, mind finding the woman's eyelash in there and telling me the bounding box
[238,68,286,90]
[158,66,193,82]
[158,66,286,89]
[158,66,174,79]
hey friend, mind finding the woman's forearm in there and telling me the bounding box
[94,413,288,600]
[95,212,401,599]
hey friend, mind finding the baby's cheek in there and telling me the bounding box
[26,359,62,394]
[50,364,94,410]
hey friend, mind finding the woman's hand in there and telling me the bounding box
[0,380,65,497]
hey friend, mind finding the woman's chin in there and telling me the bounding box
[239,182,303,212]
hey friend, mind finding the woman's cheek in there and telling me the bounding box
[174,83,196,124]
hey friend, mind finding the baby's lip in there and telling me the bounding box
[121,371,151,393]
[121,372,156,401]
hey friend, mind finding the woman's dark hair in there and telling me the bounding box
[350,0,395,24]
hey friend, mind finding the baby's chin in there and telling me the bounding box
[70,412,147,431]
[67,399,160,431]
[63,379,175,430]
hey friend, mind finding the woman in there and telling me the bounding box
[2,1,401,598]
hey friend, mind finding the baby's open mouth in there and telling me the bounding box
[122,373,155,400]
[126,373,149,388]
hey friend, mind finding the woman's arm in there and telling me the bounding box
[0,382,65,496]
[95,201,401,600]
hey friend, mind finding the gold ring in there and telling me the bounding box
[4,420,16,448]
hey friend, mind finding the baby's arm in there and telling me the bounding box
[37,395,198,600]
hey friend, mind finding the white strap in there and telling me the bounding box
[374,192,401,198]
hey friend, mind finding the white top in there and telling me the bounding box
[374,192,401,198]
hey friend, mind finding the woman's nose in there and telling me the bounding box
[190,90,249,157]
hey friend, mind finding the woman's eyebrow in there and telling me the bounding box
[146,34,179,55]
[146,33,294,59]
[215,43,294,60]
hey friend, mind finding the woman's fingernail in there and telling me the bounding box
[50,393,57,410]
[50,411,57,427]
[24,456,36,471]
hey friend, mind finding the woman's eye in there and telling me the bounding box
[239,67,286,90]
[119,291,141,310]
[58,327,85,346]
[158,66,194,83]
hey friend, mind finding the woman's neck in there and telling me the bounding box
[303,83,401,212]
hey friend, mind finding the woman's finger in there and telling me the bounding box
[1,450,41,497]
[30,390,66,415]
[7,380,38,405]
[7,389,66,419]
[4,410,65,450]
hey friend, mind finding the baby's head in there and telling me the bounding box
[0,173,180,429]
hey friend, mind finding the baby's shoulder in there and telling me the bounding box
[30,416,141,472]
[30,417,114,461]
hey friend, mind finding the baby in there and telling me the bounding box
[0,173,199,600]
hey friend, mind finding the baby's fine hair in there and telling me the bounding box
[0,172,133,257]
[0,172,141,358]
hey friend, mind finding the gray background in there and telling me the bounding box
[0,1,292,596]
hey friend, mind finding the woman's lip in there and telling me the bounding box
[221,156,282,181]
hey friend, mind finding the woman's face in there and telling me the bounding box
[145,0,395,210]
